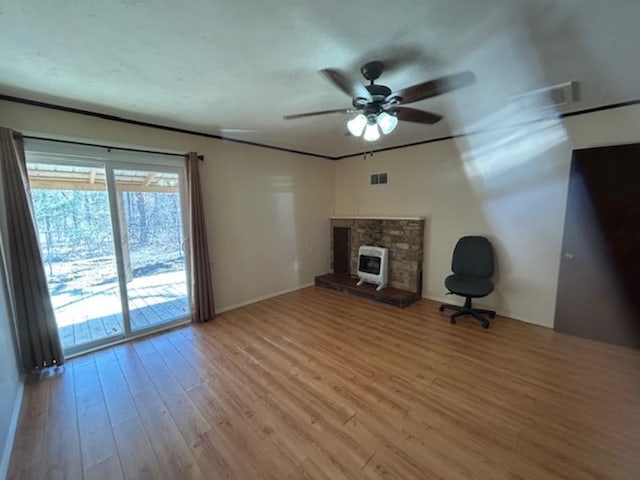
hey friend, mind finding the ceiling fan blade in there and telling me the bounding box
[389,107,443,124]
[387,70,476,105]
[320,69,372,101]
[283,108,355,120]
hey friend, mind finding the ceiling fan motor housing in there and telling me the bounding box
[354,84,393,113]
[360,61,385,82]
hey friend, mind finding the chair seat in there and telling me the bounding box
[445,274,494,298]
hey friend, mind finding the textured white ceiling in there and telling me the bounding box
[1,0,640,158]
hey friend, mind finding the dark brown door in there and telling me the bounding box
[555,143,640,348]
[333,227,350,275]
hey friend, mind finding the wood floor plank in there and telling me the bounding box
[7,372,50,477]
[129,337,157,358]
[8,287,640,479]
[188,382,300,479]
[41,366,83,480]
[112,344,155,395]
[74,361,118,470]
[136,350,212,443]
[112,417,164,480]
[84,454,124,480]
[287,458,333,480]
[133,387,205,480]
[187,430,239,480]
[6,460,47,480]
[94,352,138,427]
[149,335,209,391]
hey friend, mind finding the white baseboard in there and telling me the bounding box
[422,294,540,327]
[216,283,314,314]
[0,375,25,480]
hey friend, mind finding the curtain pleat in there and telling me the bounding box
[186,152,215,322]
[0,128,64,370]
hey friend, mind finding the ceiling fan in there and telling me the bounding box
[283,61,476,141]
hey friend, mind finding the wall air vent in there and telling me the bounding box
[510,81,578,111]
[370,173,388,185]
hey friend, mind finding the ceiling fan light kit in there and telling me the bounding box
[284,60,476,142]
[347,113,367,136]
[363,122,381,141]
[347,111,398,141]
[377,112,398,135]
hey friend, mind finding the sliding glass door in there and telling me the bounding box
[26,155,190,355]
[111,167,190,333]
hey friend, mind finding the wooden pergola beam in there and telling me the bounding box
[28,179,178,193]
[143,172,157,186]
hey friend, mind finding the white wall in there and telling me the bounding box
[0,100,335,312]
[0,265,23,479]
[335,104,640,327]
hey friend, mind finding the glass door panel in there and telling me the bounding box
[27,163,124,352]
[113,168,190,331]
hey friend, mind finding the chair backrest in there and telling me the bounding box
[451,236,494,278]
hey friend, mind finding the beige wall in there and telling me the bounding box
[335,104,640,327]
[0,100,335,312]
[3,98,640,329]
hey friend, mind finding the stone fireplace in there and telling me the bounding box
[330,216,425,295]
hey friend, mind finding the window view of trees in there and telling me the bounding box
[31,188,185,292]
[120,190,185,276]
[33,189,113,266]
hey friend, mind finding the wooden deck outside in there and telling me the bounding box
[55,271,189,350]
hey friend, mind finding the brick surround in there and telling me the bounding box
[330,217,425,294]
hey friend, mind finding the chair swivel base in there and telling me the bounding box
[439,296,495,329]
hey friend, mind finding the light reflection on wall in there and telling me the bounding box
[451,96,570,314]
[459,102,568,184]
[269,175,300,283]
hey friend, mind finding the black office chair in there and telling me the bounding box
[439,236,496,329]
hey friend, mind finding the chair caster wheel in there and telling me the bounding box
[439,305,445,312]
[450,318,456,325]
[489,312,496,319]
[482,321,490,329]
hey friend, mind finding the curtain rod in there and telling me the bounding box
[19,134,204,161]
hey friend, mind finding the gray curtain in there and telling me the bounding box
[185,152,215,322]
[0,128,64,370]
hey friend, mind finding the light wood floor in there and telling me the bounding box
[8,286,640,479]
